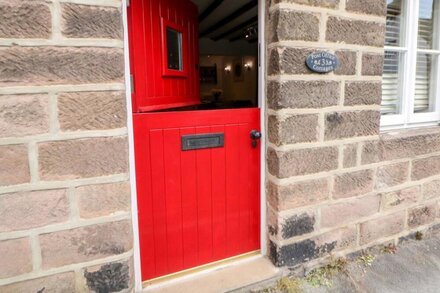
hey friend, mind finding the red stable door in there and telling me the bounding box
[128,0,261,282]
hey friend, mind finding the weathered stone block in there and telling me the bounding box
[268,114,319,145]
[346,0,387,16]
[360,212,405,244]
[270,0,339,8]
[321,195,380,227]
[326,17,385,47]
[0,238,32,278]
[0,272,75,293]
[381,186,420,210]
[412,155,440,181]
[267,178,330,211]
[408,205,437,228]
[268,47,316,75]
[267,80,340,109]
[82,260,132,293]
[344,81,382,106]
[269,10,319,42]
[40,220,133,268]
[343,143,358,168]
[281,211,316,239]
[375,162,409,190]
[325,111,380,140]
[362,53,384,76]
[0,189,69,232]
[38,137,129,180]
[77,182,131,219]
[0,47,124,86]
[0,94,50,138]
[62,4,122,39]
[0,1,51,38]
[268,147,338,178]
[58,91,126,131]
[423,180,440,200]
[333,169,375,199]
[334,50,357,75]
[0,144,30,187]
[361,140,380,165]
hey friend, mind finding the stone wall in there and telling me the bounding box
[266,0,440,268]
[0,1,133,292]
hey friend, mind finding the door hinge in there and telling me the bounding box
[130,74,134,93]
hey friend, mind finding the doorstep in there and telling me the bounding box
[142,255,280,293]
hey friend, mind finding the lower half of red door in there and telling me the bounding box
[133,108,261,281]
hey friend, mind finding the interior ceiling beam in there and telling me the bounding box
[199,0,224,23]
[211,15,258,41]
[200,0,258,37]
[229,30,257,42]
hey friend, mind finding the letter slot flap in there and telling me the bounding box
[181,133,224,151]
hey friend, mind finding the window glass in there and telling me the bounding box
[166,28,183,71]
[382,51,404,115]
[418,0,435,49]
[385,0,403,47]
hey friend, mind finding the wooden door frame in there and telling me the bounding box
[121,0,267,290]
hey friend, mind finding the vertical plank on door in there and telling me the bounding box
[238,124,251,253]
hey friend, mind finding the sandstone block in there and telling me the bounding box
[408,205,437,228]
[0,94,50,138]
[423,180,440,200]
[375,162,409,190]
[281,211,317,239]
[333,169,375,199]
[270,0,339,8]
[82,259,132,293]
[346,0,387,16]
[38,137,128,180]
[321,195,380,228]
[325,111,380,140]
[269,10,319,42]
[343,143,358,168]
[62,4,122,39]
[40,220,133,268]
[412,155,440,181]
[361,140,380,165]
[0,272,75,293]
[0,238,32,278]
[0,47,124,86]
[326,17,385,47]
[0,189,69,232]
[268,147,338,178]
[77,182,131,218]
[381,186,420,210]
[268,114,319,145]
[58,91,126,131]
[269,47,317,75]
[360,212,405,244]
[334,50,357,75]
[0,2,51,38]
[0,144,30,187]
[362,53,384,76]
[267,80,340,110]
[344,81,382,106]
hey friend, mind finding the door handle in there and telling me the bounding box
[250,130,261,148]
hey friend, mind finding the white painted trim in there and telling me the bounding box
[120,1,143,292]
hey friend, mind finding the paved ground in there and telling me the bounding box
[241,235,440,293]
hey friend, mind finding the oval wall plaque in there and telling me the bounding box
[306,52,339,73]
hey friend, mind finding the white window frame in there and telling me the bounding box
[382,0,440,130]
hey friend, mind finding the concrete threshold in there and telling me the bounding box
[142,256,280,293]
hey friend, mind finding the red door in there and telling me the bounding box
[128,0,261,282]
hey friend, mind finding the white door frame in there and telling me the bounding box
[121,0,267,291]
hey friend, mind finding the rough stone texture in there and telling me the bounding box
[0,238,32,278]
[269,10,320,42]
[375,162,409,190]
[325,111,380,140]
[361,140,380,165]
[267,178,330,211]
[334,50,357,75]
[344,82,382,106]
[0,47,124,86]
[268,114,319,145]
[326,17,385,47]
[83,261,131,293]
[77,182,131,219]
[269,47,317,75]
[0,272,76,293]
[423,180,440,200]
[333,169,375,199]
[62,4,122,39]
[381,186,421,210]
[267,80,340,110]
[346,0,387,16]
[0,94,50,138]
[343,143,358,168]
[38,137,129,180]
[321,195,380,228]
[0,1,51,39]
[412,156,440,181]
[58,91,127,131]
[0,144,30,187]
[0,189,69,232]
[39,220,133,268]
[268,147,339,178]
[280,211,316,239]
[270,0,340,8]
[408,205,437,228]
[362,53,385,76]
[360,212,405,244]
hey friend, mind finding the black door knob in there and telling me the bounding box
[250,130,262,140]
